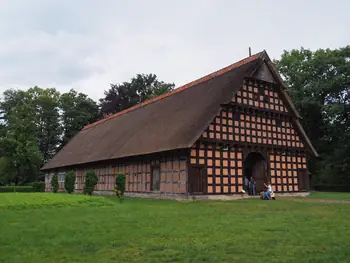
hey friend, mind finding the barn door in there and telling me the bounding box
[254,160,266,192]
[188,166,207,195]
[297,169,310,191]
[151,166,160,191]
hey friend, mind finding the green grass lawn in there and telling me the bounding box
[306,191,350,200]
[0,193,350,263]
[0,193,114,210]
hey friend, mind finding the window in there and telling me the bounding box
[58,173,65,183]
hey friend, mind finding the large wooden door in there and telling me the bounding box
[297,169,310,191]
[151,166,160,191]
[188,166,207,195]
[253,160,266,193]
[244,152,267,193]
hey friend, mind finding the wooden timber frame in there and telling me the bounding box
[45,149,189,195]
[188,77,309,194]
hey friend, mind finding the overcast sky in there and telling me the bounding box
[0,0,349,100]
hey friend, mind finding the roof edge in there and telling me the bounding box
[258,51,319,157]
[41,145,190,171]
[83,51,264,130]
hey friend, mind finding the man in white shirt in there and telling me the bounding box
[263,182,272,200]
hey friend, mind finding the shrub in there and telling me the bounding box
[115,173,126,202]
[0,186,34,193]
[64,171,76,194]
[51,174,59,193]
[84,170,98,195]
[32,182,45,192]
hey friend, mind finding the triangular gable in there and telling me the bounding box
[231,77,289,113]
[200,80,306,149]
[252,61,277,84]
[198,55,318,157]
[259,53,318,157]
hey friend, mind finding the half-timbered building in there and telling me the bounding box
[42,51,318,197]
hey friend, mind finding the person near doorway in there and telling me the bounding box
[244,176,249,193]
[249,177,256,196]
[263,182,272,200]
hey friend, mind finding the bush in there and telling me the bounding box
[51,174,59,193]
[64,171,76,194]
[32,182,45,192]
[0,186,34,193]
[84,170,98,195]
[115,173,126,202]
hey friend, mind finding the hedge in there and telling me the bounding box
[0,182,46,193]
[0,186,34,193]
[313,184,350,192]
[32,182,45,192]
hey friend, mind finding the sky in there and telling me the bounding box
[0,0,349,101]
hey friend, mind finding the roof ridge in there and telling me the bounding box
[83,51,263,130]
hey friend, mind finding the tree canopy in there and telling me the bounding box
[59,89,101,149]
[0,87,100,185]
[275,46,350,185]
[0,74,173,185]
[99,74,175,115]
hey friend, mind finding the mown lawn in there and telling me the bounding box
[306,191,350,200]
[0,193,350,263]
[0,193,114,210]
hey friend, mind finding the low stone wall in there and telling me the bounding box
[93,190,115,196]
[125,191,311,201]
[125,192,189,201]
[275,192,310,197]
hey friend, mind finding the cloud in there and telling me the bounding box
[0,0,349,101]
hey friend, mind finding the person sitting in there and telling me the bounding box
[263,182,272,200]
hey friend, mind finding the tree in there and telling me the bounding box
[28,87,61,162]
[51,174,59,193]
[0,74,172,185]
[99,74,175,115]
[0,87,61,163]
[274,46,350,185]
[84,170,98,195]
[60,89,100,148]
[115,173,126,202]
[0,96,42,185]
[64,171,76,194]
[0,124,5,138]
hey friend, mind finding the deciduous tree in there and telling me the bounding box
[275,46,350,185]
[59,89,100,148]
[99,74,174,115]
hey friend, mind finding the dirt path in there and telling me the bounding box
[287,198,350,204]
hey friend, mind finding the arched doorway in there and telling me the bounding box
[243,152,268,193]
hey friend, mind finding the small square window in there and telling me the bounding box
[58,173,65,183]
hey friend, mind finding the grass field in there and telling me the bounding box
[0,193,350,263]
[0,193,114,210]
[305,191,350,200]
